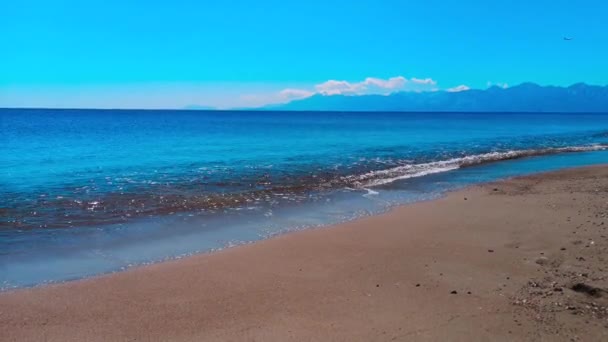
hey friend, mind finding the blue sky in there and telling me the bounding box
[1,0,607,109]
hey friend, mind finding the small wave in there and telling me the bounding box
[4,144,606,230]
[348,144,607,187]
[362,188,380,197]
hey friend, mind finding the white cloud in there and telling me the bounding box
[363,76,407,89]
[313,75,429,96]
[487,82,509,89]
[411,78,437,85]
[315,80,365,95]
[241,75,444,108]
[447,85,470,92]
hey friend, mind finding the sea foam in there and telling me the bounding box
[349,145,608,187]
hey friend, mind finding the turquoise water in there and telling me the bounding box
[2,109,608,288]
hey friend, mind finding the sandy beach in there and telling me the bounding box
[1,166,608,341]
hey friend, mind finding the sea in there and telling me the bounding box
[2,108,608,289]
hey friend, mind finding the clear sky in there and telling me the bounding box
[1,0,607,109]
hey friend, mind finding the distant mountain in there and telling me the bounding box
[268,83,608,112]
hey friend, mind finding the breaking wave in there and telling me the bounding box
[348,144,608,187]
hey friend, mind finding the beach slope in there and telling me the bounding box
[1,166,608,341]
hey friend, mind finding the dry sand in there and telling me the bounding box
[1,166,608,341]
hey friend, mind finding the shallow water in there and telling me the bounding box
[2,109,608,288]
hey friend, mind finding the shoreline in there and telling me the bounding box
[0,163,580,293]
[2,165,608,341]
[0,148,608,293]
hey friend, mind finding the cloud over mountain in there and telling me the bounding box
[266,83,608,113]
[447,85,471,92]
[269,75,438,102]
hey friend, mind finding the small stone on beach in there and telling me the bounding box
[571,283,603,298]
[451,290,458,294]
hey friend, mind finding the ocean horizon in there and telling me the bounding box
[2,108,608,289]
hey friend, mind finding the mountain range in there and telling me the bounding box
[262,83,608,112]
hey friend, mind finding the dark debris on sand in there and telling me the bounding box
[502,173,608,339]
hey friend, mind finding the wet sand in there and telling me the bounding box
[1,166,608,341]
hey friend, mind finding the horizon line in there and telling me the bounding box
[2,107,608,115]
[2,82,606,112]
